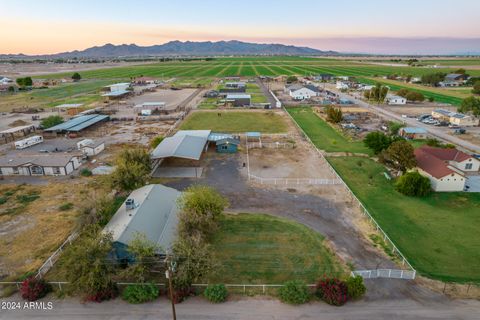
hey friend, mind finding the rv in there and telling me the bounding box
[14,135,43,149]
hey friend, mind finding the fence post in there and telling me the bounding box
[243,285,246,294]
[263,285,265,294]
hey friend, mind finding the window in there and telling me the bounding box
[13,167,19,175]
[465,163,473,170]
[53,167,61,175]
[221,145,228,150]
[30,166,44,175]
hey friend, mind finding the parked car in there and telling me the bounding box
[417,114,430,121]
[453,128,466,134]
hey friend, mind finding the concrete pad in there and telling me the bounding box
[465,175,480,192]
[152,167,203,178]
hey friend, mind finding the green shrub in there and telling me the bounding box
[203,284,228,303]
[150,136,164,149]
[121,283,159,304]
[395,171,431,197]
[278,280,310,305]
[0,197,7,205]
[16,192,40,204]
[80,168,92,177]
[59,203,74,211]
[346,276,366,299]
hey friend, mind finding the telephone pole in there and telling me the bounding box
[165,254,177,320]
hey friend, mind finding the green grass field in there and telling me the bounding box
[286,107,371,154]
[328,157,480,283]
[209,213,345,284]
[180,111,288,133]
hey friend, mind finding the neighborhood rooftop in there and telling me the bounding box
[151,130,211,160]
[44,114,109,132]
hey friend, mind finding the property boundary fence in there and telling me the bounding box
[35,231,79,279]
[283,107,417,279]
[247,142,295,149]
[248,174,342,186]
[351,269,416,280]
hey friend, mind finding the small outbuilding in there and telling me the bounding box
[399,127,428,140]
[216,138,240,153]
[226,94,251,107]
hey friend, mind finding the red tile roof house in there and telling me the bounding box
[414,146,480,192]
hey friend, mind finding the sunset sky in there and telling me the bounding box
[2,0,480,55]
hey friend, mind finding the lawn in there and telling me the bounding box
[328,157,480,283]
[286,107,371,154]
[209,213,345,284]
[180,111,288,133]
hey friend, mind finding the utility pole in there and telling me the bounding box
[165,254,177,320]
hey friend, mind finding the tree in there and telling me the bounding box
[110,148,151,192]
[397,88,409,97]
[286,75,298,83]
[387,121,404,135]
[454,68,467,75]
[16,78,25,86]
[8,86,15,92]
[364,132,392,154]
[72,72,82,81]
[150,135,164,149]
[172,234,218,289]
[364,83,388,103]
[381,140,416,172]
[40,115,64,129]
[421,72,446,87]
[395,171,431,197]
[325,106,342,123]
[177,185,228,239]
[405,91,425,102]
[123,233,161,283]
[24,77,33,86]
[472,81,480,95]
[458,96,480,116]
[61,226,117,299]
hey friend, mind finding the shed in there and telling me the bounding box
[226,94,251,107]
[102,184,181,261]
[399,127,428,140]
[216,138,240,153]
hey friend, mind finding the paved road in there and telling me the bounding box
[328,85,480,153]
[2,295,480,320]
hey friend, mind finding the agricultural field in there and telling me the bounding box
[32,57,480,81]
[0,79,114,112]
[328,157,480,283]
[209,213,346,284]
[286,107,371,154]
[180,110,288,133]
[358,77,465,106]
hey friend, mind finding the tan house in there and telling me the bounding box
[414,146,480,192]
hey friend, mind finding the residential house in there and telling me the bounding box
[399,127,428,140]
[132,77,158,85]
[336,81,350,90]
[0,154,81,176]
[386,95,407,105]
[285,84,319,100]
[102,184,182,262]
[77,139,105,156]
[414,146,480,192]
[432,109,479,127]
[314,74,334,81]
[439,74,469,87]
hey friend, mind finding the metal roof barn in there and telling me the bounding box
[151,130,211,160]
[44,114,109,132]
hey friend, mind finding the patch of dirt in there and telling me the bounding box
[8,119,29,127]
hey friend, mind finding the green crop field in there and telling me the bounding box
[209,213,345,284]
[180,110,288,133]
[286,107,371,154]
[328,157,480,283]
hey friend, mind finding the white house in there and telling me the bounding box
[336,81,350,90]
[285,84,319,100]
[414,146,480,192]
[104,83,131,92]
[77,139,105,156]
[0,77,13,85]
[386,95,407,105]
[0,154,81,176]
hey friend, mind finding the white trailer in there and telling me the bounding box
[14,135,43,149]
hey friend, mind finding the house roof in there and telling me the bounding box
[304,84,321,93]
[101,90,130,97]
[216,138,240,146]
[44,114,109,132]
[445,74,465,80]
[415,148,458,179]
[419,146,473,163]
[151,130,211,160]
[401,127,427,134]
[103,184,181,253]
[0,154,79,167]
[286,84,304,91]
[387,95,405,100]
[0,125,35,134]
[208,132,233,142]
[226,94,251,99]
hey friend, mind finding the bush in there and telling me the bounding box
[59,202,73,211]
[122,283,159,304]
[20,277,51,301]
[346,276,366,300]
[278,280,310,305]
[395,171,432,197]
[85,284,118,303]
[315,277,348,306]
[40,115,64,129]
[150,136,164,149]
[203,284,228,303]
[80,168,92,177]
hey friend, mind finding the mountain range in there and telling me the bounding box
[0,40,337,59]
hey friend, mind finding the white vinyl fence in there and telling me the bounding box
[35,231,79,279]
[352,269,416,280]
[247,142,295,149]
[249,174,342,186]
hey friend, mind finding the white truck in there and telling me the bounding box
[14,135,43,149]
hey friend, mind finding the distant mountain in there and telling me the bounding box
[0,40,338,59]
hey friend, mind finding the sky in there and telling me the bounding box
[1,0,480,55]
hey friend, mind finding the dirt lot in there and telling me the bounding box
[0,181,88,278]
[386,105,457,117]
[128,88,197,111]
